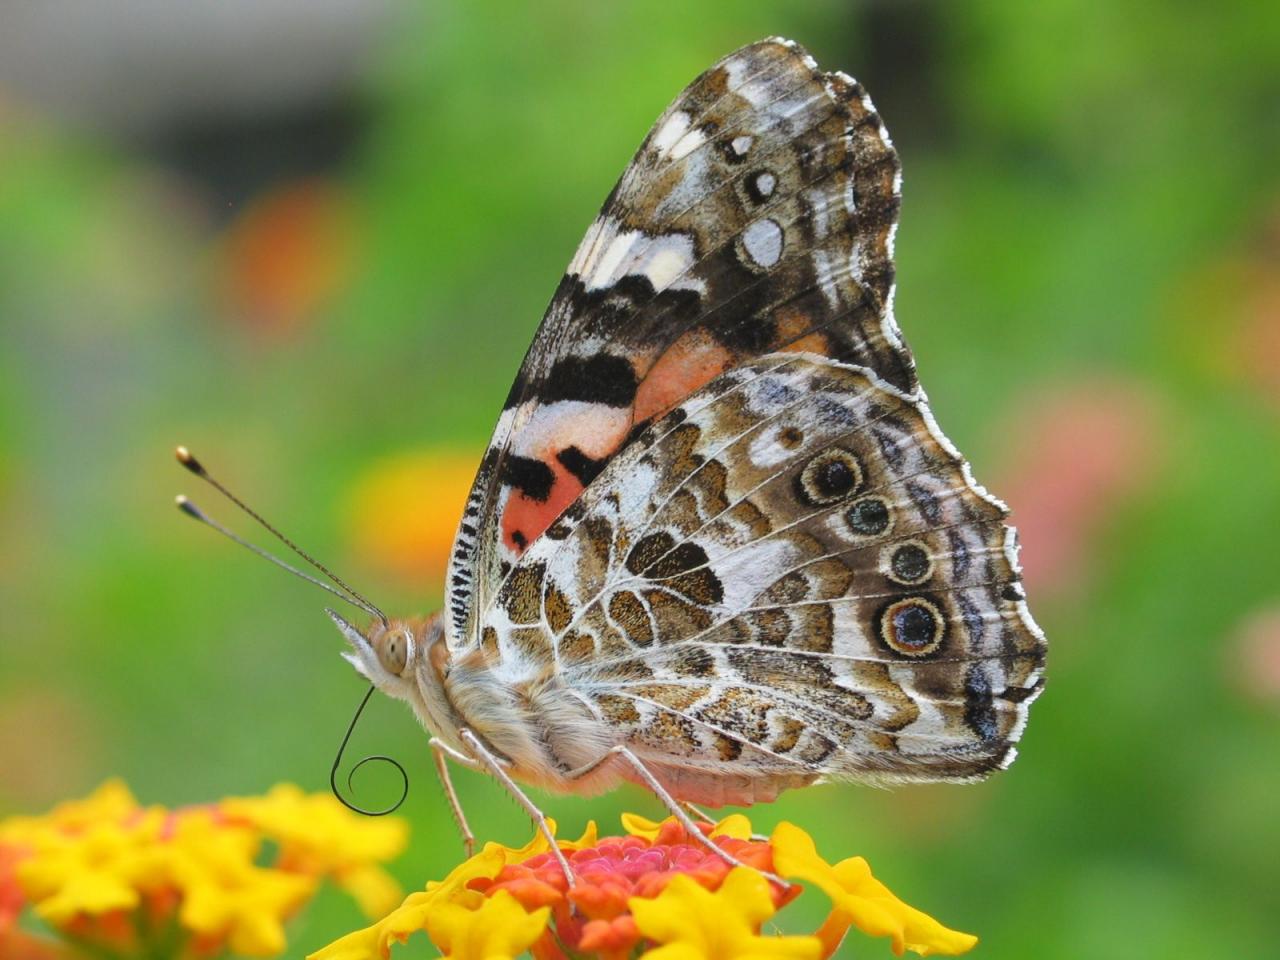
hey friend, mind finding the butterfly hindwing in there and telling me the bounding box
[448,38,911,641]
[479,355,1045,801]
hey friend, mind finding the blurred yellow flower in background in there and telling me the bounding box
[0,780,407,960]
[222,782,408,917]
[16,806,166,925]
[346,450,479,584]
[165,811,316,957]
[1,781,139,841]
[312,813,975,960]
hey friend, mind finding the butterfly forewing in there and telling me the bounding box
[447,38,913,643]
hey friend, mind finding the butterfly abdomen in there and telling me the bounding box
[438,643,621,792]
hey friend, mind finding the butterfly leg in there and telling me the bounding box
[456,729,575,886]
[429,738,478,858]
[683,801,717,826]
[566,745,787,888]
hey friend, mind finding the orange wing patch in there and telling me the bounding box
[501,403,633,553]
[502,463,583,553]
[634,331,733,425]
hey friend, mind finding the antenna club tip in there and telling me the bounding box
[174,495,200,518]
[175,445,205,475]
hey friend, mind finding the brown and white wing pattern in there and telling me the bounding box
[479,355,1046,802]
[447,38,909,645]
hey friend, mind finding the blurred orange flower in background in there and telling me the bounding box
[1229,602,1280,705]
[311,813,977,960]
[218,179,358,337]
[996,378,1165,600]
[1230,214,1280,411]
[1171,198,1280,412]
[346,450,479,585]
[0,780,407,959]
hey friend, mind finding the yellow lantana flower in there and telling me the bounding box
[16,807,166,924]
[630,867,821,960]
[771,822,978,957]
[223,782,408,916]
[427,890,549,960]
[311,844,509,960]
[313,813,977,960]
[1,781,408,960]
[167,811,316,957]
[620,812,753,843]
[310,819,596,960]
[0,780,139,844]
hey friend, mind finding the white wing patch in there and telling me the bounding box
[569,215,703,296]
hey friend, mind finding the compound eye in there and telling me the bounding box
[376,630,410,676]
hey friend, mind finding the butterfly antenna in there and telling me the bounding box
[174,446,388,627]
[331,684,408,816]
[174,495,378,619]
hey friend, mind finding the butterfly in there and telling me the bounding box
[180,37,1045,881]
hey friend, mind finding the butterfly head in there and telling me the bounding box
[327,608,446,697]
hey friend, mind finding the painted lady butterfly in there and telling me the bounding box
[181,37,1045,879]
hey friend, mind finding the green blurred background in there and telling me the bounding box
[2,0,1278,956]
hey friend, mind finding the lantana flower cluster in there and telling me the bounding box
[312,813,977,960]
[0,780,407,959]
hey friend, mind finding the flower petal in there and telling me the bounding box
[631,868,820,960]
[620,813,665,842]
[771,823,976,957]
[306,924,383,960]
[426,889,550,960]
[492,820,560,863]
[708,815,753,842]
[310,846,509,960]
